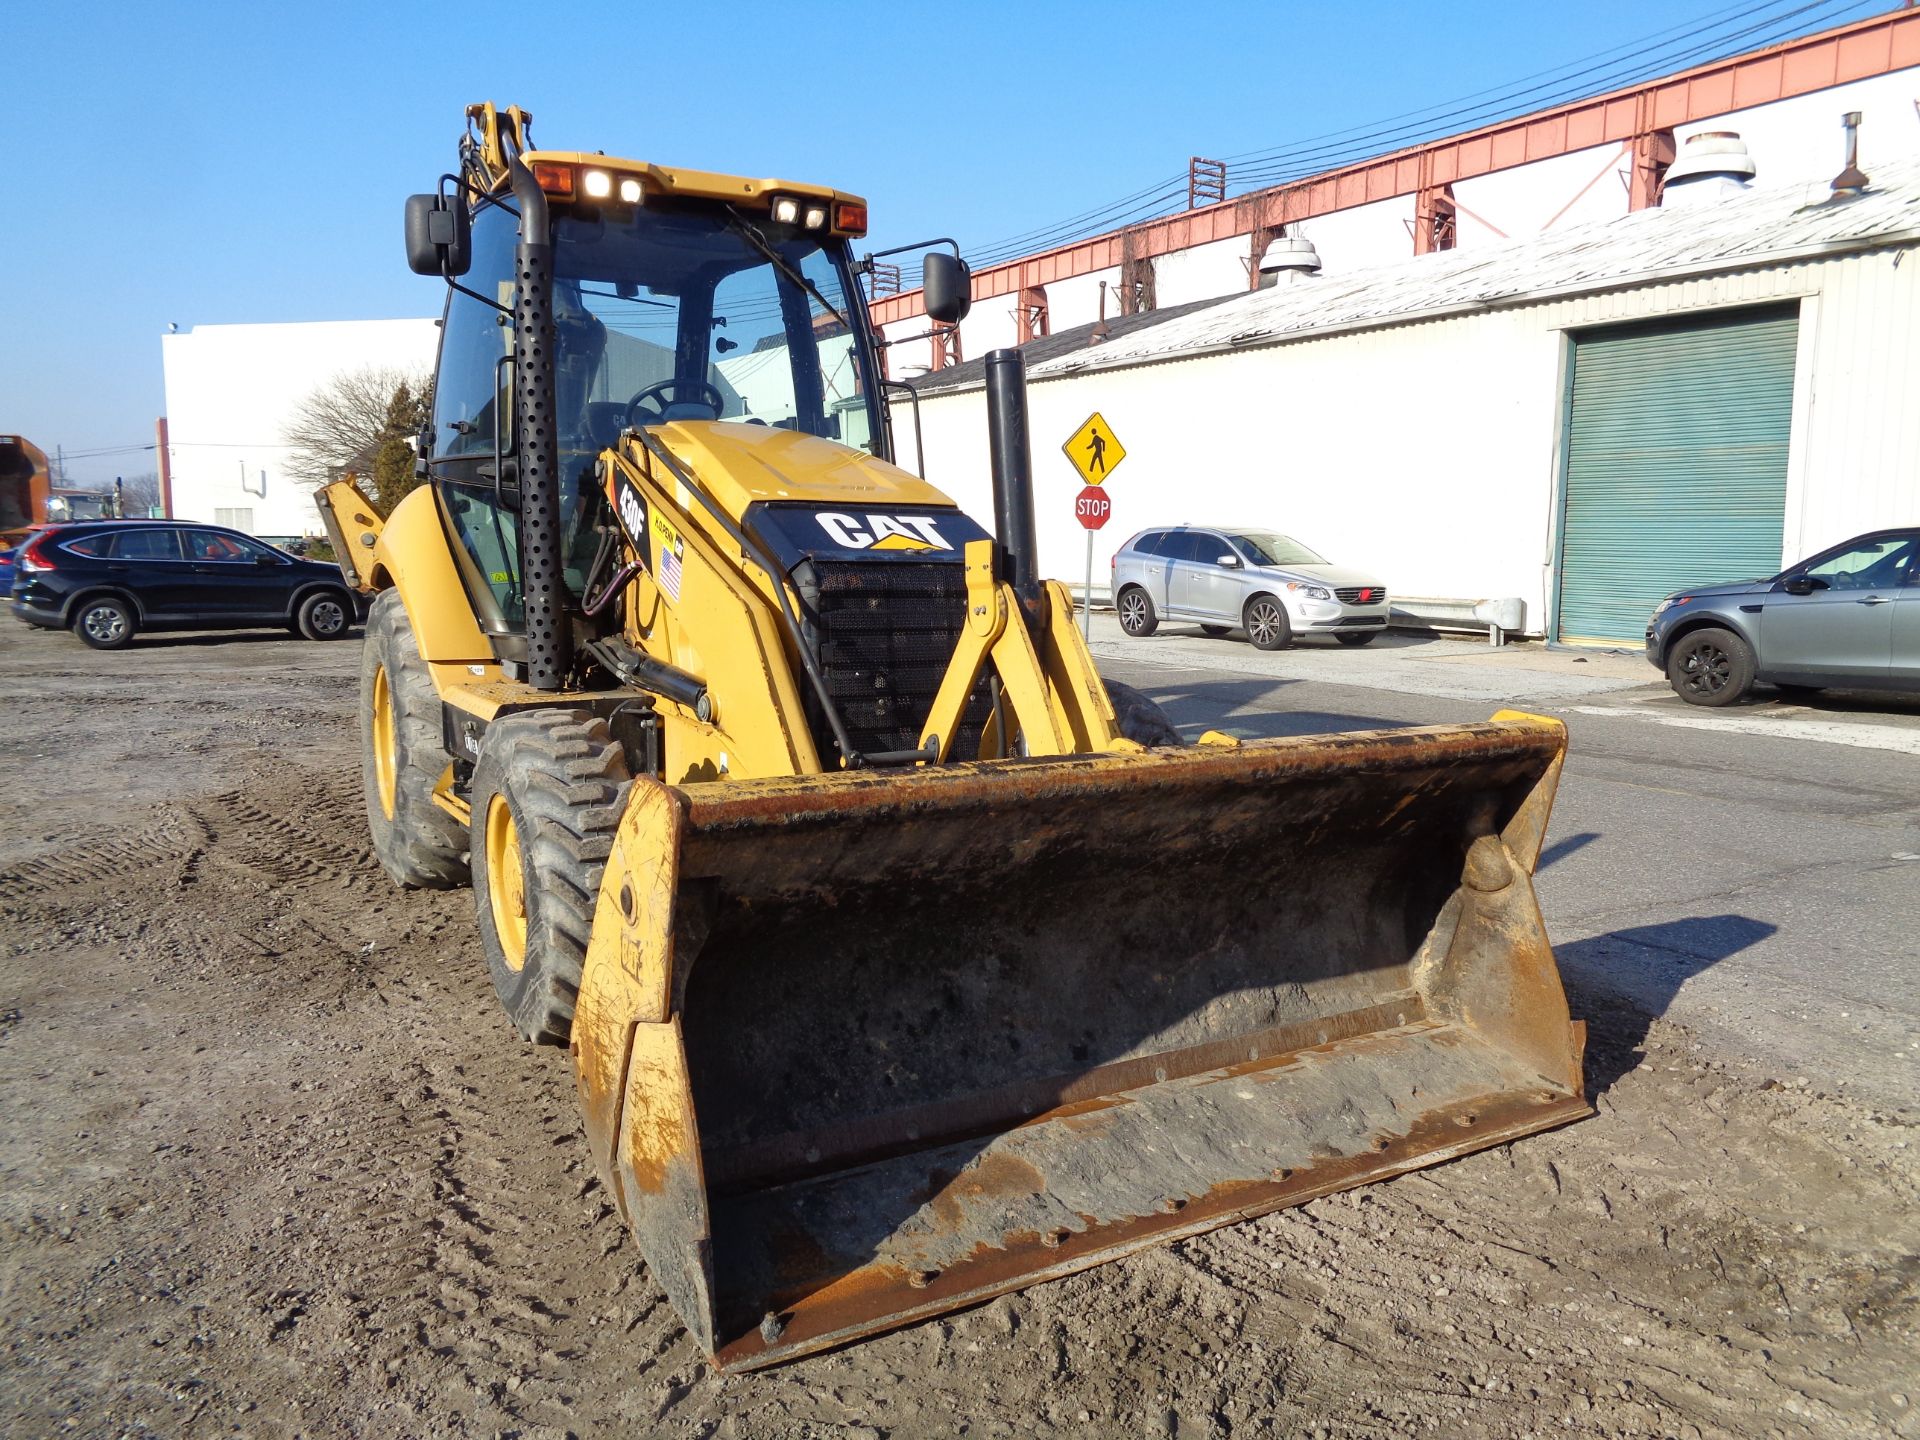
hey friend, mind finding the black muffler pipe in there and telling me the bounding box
[984,348,1045,631]
[508,155,571,690]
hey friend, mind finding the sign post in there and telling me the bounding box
[1063,413,1126,641]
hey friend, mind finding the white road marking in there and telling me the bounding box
[1565,704,1920,757]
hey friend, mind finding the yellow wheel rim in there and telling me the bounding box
[485,793,528,972]
[371,664,398,821]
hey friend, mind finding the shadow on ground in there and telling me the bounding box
[1558,915,1778,1096]
[131,630,359,649]
[1145,677,1411,740]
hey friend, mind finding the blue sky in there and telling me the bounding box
[5,0,1886,485]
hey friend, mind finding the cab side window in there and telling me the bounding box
[433,199,520,462]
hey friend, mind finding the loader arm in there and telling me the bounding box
[315,479,385,593]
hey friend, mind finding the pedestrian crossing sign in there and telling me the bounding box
[1063,412,1125,486]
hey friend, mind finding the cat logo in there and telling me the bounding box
[815,512,952,552]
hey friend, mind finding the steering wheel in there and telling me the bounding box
[625,378,726,427]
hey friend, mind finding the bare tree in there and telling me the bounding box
[282,366,433,488]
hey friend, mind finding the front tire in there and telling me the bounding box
[1667,626,1755,707]
[362,589,469,887]
[1117,586,1158,637]
[73,596,136,650]
[1244,595,1292,651]
[469,710,631,1045]
[296,589,352,640]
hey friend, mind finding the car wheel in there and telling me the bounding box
[1666,626,1755,707]
[73,596,136,650]
[1244,595,1292,651]
[297,590,352,640]
[1117,586,1158,638]
[1200,624,1231,638]
[1335,632,1377,647]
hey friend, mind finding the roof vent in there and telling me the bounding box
[1830,111,1868,199]
[1257,235,1321,288]
[1662,131,1755,208]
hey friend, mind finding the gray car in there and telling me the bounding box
[1112,526,1390,650]
[1645,527,1920,705]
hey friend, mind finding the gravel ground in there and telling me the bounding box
[1,620,1915,1440]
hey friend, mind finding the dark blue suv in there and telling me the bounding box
[9,521,364,649]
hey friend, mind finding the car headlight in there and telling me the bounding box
[1651,594,1692,619]
[1285,582,1332,602]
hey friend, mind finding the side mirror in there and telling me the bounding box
[923,252,972,324]
[1216,554,1242,569]
[1782,575,1816,596]
[405,193,472,278]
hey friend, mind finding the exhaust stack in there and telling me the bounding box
[984,348,1044,631]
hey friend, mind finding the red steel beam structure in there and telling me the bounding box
[870,9,1920,328]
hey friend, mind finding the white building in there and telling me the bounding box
[873,12,1920,369]
[160,319,438,537]
[895,159,1920,644]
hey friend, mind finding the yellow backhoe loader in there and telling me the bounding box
[321,102,1591,1372]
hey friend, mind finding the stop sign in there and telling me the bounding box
[1074,485,1111,531]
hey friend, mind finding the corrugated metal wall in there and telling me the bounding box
[1556,305,1798,645]
[898,246,1919,635]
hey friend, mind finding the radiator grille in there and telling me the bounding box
[799,561,993,765]
[1335,586,1386,605]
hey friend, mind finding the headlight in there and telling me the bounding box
[803,204,828,230]
[1651,594,1692,618]
[581,169,613,200]
[1286,582,1332,601]
[771,196,801,225]
[617,177,643,204]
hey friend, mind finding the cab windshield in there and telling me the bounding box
[431,198,882,636]
[555,205,878,452]
[1229,531,1326,567]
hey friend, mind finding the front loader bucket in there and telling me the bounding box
[570,713,1590,1371]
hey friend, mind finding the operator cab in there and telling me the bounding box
[424,164,884,644]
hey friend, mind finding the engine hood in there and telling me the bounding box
[1664,577,1774,600]
[1259,562,1386,591]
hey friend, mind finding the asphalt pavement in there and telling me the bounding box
[1091,616,1920,1113]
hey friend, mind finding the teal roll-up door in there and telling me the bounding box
[1556,304,1798,645]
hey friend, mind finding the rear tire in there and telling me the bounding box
[1666,626,1755,707]
[1104,679,1183,747]
[73,596,136,650]
[296,589,352,640]
[1244,595,1292,651]
[1335,632,1378,647]
[1200,624,1230,638]
[1117,586,1158,637]
[469,710,632,1045]
[362,589,469,888]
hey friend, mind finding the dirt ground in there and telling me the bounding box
[1,620,1915,1440]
